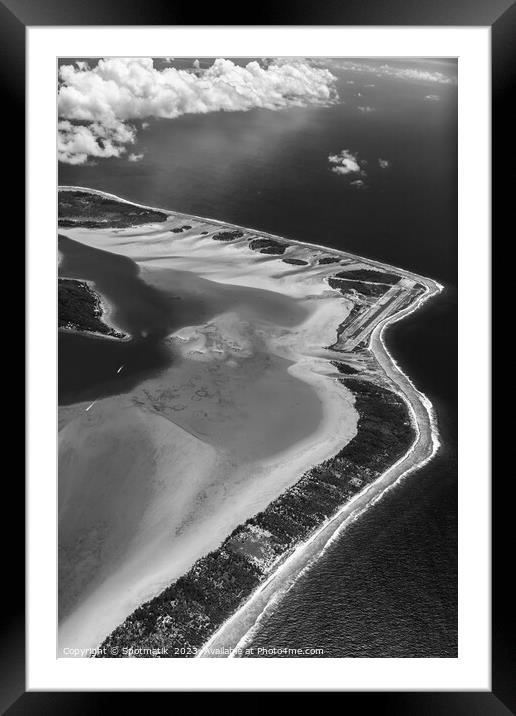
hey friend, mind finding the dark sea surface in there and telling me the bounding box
[59,59,458,656]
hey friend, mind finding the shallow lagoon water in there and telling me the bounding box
[58,234,209,404]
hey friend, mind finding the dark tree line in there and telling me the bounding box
[58,190,169,228]
[248,238,286,254]
[334,268,401,284]
[212,229,245,241]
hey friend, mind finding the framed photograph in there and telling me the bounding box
[8,0,505,707]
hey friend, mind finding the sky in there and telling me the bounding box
[57,57,457,166]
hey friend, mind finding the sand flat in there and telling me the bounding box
[58,220,359,653]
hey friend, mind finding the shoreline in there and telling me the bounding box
[58,185,444,289]
[197,279,440,657]
[58,186,442,656]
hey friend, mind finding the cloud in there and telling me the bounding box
[377,65,454,84]
[328,149,369,188]
[328,149,365,177]
[329,150,390,188]
[324,60,456,85]
[424,94,441,102]
[357,105,374,113]
[58,57,338,164]
[57,119,136,165]
[128,153,144,162]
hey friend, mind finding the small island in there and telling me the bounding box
[58,278,126,339]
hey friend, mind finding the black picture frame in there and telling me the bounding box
[7,0,505,710]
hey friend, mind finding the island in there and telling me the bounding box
[58,277,127,339]
[57,187,441,658]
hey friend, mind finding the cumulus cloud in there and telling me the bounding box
[329,150,390,188]
[58,56,337,164]
[357,105,374,113]
[128,153,144,162]
[328,149,365,177]
[57,119,136,165]
[328,149,369,188]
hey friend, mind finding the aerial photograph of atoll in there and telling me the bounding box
[57,57,457,659]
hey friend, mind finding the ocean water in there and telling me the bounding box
[58,58,457,656]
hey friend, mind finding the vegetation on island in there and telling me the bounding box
[248,238,286,255]
[318,256,341,265]
[334,268,401,284]
[328,277,389,298]
[58,191,168,228]
[282,258,309,266]
[212,229,245,241]
[331,360,359,375]
[170,224,192,233]
[58,278,124,338]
